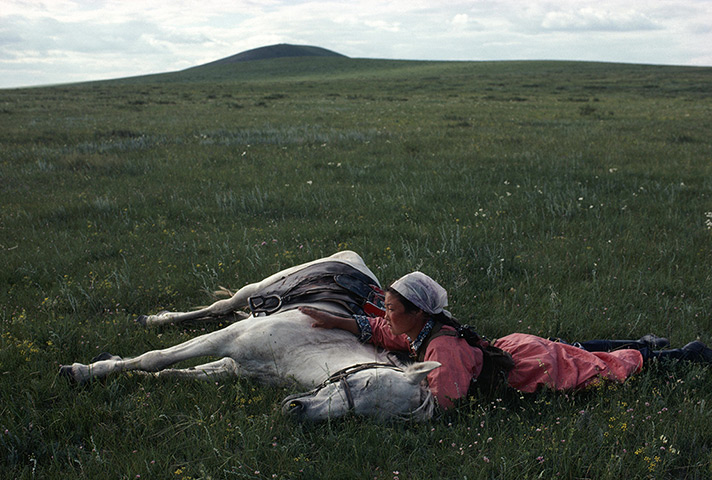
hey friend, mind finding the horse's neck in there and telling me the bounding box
[228,311,388,387]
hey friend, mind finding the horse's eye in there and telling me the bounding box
[364,380,371,388]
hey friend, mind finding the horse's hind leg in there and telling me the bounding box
[60,325,237,383]
[138,284,260,327]
[138,251,364,327]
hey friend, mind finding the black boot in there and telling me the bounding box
[680,341,712,363]
[638,334,670,350]
[650,341,712,364]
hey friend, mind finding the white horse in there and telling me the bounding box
[60,251,439,421]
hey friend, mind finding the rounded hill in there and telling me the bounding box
[199,44,347,67]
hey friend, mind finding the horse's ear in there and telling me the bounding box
[405,361,440,384]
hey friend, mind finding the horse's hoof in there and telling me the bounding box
[136,315,148,327]
[91,352,120,363]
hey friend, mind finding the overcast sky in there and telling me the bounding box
[1,0,711,89]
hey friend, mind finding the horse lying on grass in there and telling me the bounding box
[60,251,438,422]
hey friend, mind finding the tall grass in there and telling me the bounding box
[1,59,711,478]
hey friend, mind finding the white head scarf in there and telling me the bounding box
[390,271,448,315]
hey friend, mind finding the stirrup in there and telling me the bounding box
[248,295,283,315]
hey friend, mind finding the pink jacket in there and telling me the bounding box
[366,317,482,409]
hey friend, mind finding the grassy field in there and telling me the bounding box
[2,57,712,479]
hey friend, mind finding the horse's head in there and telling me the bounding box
[281,361,440,422]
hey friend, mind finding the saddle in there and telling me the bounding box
[247,261,385,316]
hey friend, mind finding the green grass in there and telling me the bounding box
[1,58,712,479]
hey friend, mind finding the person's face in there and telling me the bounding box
[384,292,427,338]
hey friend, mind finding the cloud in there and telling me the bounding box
[541,7,661,31]
[451,13,469,28]
[364,20,401,33]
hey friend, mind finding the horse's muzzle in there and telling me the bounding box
[281,396,307,418]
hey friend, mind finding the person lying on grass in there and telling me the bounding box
[299,272,711,410]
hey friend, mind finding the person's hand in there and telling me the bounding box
[298,306,339,328]
[298,307,360,334]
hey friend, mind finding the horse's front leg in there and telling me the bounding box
[60,327,237,383]
[151,357,239,380]
[137,285,258,327]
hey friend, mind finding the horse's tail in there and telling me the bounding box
[213,286,236,298]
